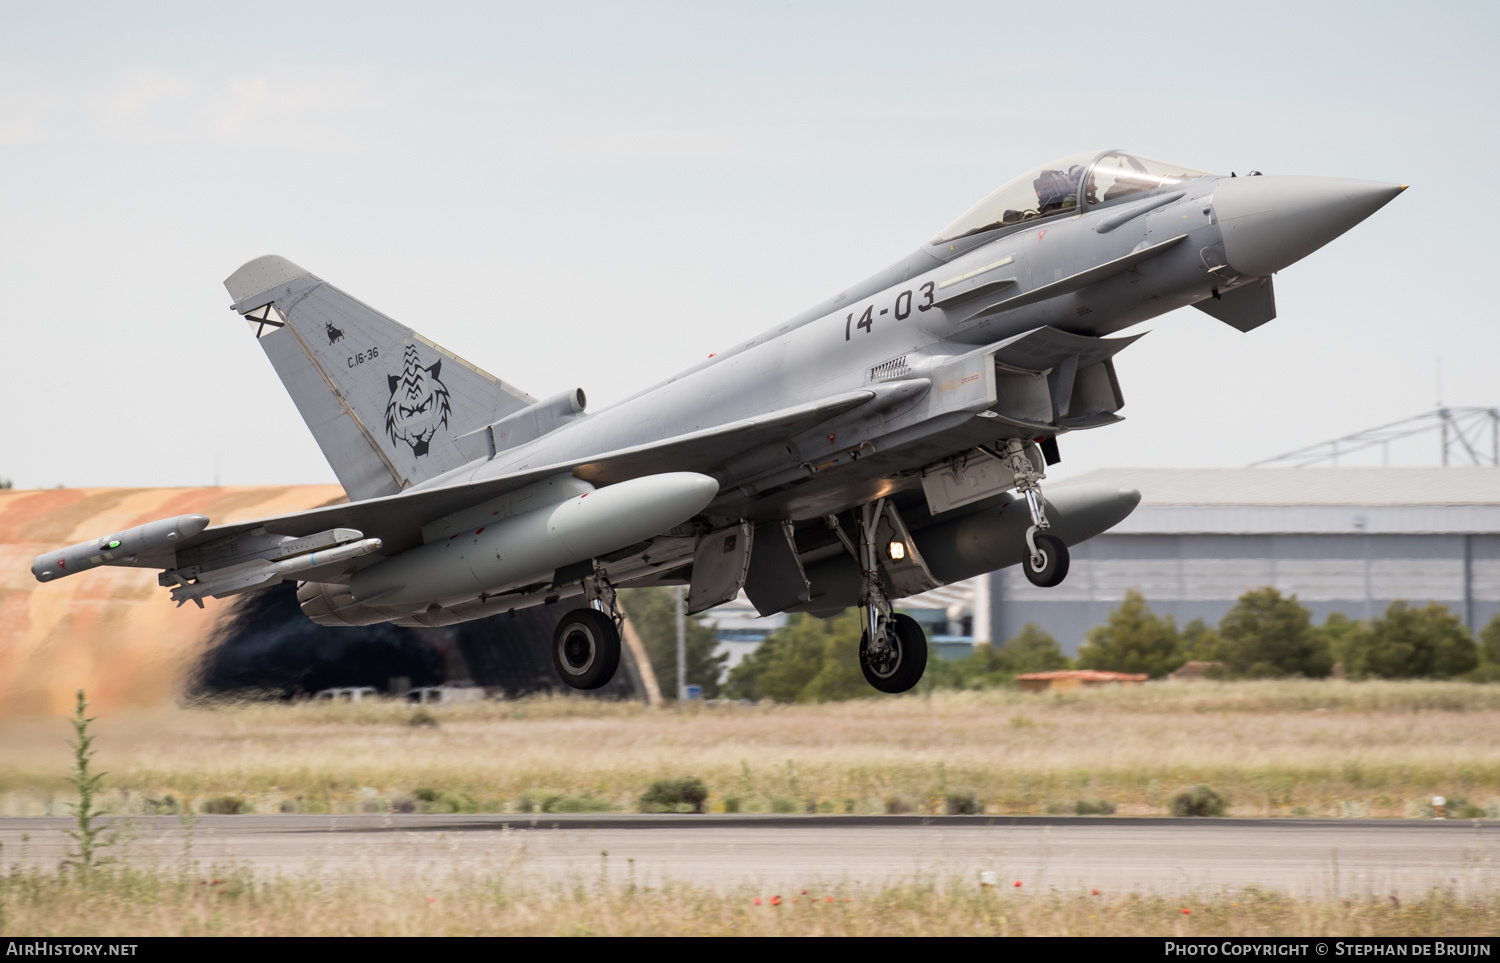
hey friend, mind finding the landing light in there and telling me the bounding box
[888,541,906,561]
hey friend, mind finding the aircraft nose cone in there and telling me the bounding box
[1213,175,1405,277]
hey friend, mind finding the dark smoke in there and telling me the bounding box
[190,581,640,701]
[191,581,442,699]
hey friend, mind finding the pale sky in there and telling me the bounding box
[3,1,1495,489]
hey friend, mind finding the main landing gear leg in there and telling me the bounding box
[847,501,927,694]
[1001,439,1070,588]
[855,500,893,651]
[583,561,624,631]
[551,562,623,690]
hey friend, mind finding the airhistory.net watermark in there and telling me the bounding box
[5,944,138,956]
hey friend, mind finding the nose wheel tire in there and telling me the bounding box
[1023,533,1070,588]
[552,608,621,690]
[860,612,928,694]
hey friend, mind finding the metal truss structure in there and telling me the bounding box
[1251,407,1500,469]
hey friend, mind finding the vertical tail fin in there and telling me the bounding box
[225,255,536,500]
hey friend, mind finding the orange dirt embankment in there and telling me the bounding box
[0,486,343,716]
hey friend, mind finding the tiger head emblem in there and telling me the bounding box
[384,344,451,458]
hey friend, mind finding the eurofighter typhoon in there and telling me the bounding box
[33,152,1404,693]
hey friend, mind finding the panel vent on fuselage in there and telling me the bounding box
[870,356,911,383]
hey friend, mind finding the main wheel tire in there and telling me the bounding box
[552,608,621,690]
[1022,533,1070,588]
[860,612,928,694]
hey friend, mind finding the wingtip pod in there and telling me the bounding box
[32,513,211,583]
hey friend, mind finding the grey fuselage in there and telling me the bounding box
[31,153,1405,629]
[422,173,1222,524]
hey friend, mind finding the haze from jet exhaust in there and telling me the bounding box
[2,1,1493,489]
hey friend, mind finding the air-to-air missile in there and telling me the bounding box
[168,536,386,608]
[32,150,1405,693]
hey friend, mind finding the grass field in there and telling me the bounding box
[3,680,1499,937]
[3,861,1497,937]
[1,680,1498,819]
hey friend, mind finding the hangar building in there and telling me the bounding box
[990,468,1500,655]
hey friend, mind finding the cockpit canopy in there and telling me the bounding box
[931,151,1215,245]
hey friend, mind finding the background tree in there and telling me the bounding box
[619,588,727,698]
[725,612,822,702]
[1215,587,1332,678]
[1341,601,1478,679]
[1470,613,1500,681]
[797,610,867,702]
[1317,612,1360,671]
[1479,613,1500,666]
[1180,618,1223,662]
[726,611,866,703]
[925,622,1071,689]
[999,622,1071,675]
[1075,590,1184,678]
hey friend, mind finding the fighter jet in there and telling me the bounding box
[32,151,1404,694]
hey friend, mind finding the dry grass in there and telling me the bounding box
[2,681,1499,818]
[1,861,1497,937]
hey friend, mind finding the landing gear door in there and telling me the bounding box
[744,521,811,617]
[876,503,941,597]
[687,521,753,615]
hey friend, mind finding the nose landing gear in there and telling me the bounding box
[1023,531,1069,587]
[998,439,1070,588]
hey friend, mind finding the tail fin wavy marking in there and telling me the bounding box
[225,255,537,500]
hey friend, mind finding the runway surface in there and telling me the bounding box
[2,815,1493,896]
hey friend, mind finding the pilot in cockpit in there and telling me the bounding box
[1033,165,1084,216]
[931,152,1215,244]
